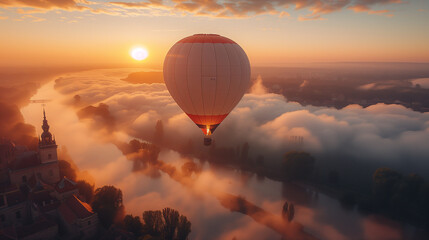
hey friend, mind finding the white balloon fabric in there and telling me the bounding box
[163,34,251,136]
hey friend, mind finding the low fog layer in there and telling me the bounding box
[18,68,416,239]
[0,68,71,148]
[53,69,429,178]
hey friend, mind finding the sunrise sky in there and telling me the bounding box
[2,2,429,239]
[0,0,428,68]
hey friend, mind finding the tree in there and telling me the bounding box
[153,120,164,146]
[162,208,179,240]
[256,155,265,167]
[403,174,424,201]
[176,215,191,240]
[240,142,249,164]
[76,180,94,204]
[371,168,429,224]
[92,185,124,228]
[123,215,143,237]
[181,161,201,177]
[142,208,192,240]
[287,203,295,222]
[128,139,141,153]
[282,151,315,181]
[372,168,402,206]
[73,95,81,106]
[282,201,288,220]
[124,139,161,171]
[58,160,77,181]
[418,183,429,223]
[282,201,295,222]
[142,210,163,236]
[339,192,356,208]
[328,170,339,185]
[390,173,425,216]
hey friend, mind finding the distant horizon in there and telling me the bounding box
[1,0,428,67]
[2,61,429,71]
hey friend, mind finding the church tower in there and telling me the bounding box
[39,109,58,164]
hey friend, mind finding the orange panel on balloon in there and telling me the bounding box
[186,113,229,126]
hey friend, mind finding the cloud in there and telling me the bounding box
[22,72,420,239]
[121,71,164,84]
[361,215,402,240]
[18,68,414,239]
[0,102,37,148]
[347,0,401,16]
[77,103,116,131]
[0,0,89,11]
[117,160,284,239]
[108,0,401,19]
[349,0,401,9]
[0,69,58,148]
[15,8,50,14]
[110,0,165,8]
[0,0,167,18]
[348,4,392,16]
[279,11,290,17]
[250,75,268,95]
[21,14,46,22]
[298,14,325,21]
[52,69,429,179]
[0,0,402,20]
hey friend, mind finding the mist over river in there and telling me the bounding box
[20,72,421,240]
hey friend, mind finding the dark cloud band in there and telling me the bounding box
[0,0,401,19]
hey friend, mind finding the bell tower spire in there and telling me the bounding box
[39,108,58,166]
[40,107,55,146]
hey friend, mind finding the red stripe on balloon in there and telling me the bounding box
[178,34,236,44]
[186,113,229,125]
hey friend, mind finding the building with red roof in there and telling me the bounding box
[54,177,79,200]
[58,195,98,239]
[0,110,98,239]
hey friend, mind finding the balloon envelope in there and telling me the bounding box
[163,34,251,136]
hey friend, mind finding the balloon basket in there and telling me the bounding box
[204,137,212,146]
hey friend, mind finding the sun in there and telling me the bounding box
[131,47,148,61]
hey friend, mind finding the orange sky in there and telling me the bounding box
[0,0,428,68]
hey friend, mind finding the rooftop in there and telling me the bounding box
[58,195,94,224]
[0,217,57,239]
[0,184,18,194]
[29,190,60,212]
[8,151,40,170]
[55,177,77,194]
[5,190,26,207]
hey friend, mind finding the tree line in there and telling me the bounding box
[59,160,192,240]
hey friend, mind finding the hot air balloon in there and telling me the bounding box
[163,34,251,145]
